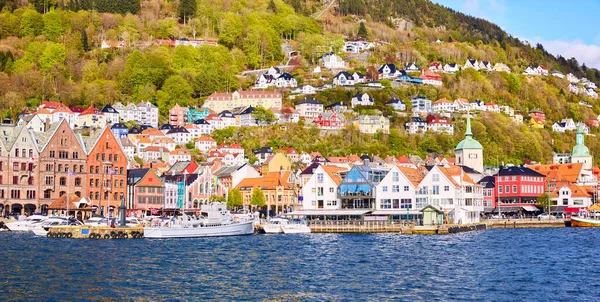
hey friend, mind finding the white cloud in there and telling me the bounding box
[528,37,600,69]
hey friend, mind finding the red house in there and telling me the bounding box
[419,69,443,86]
[528,109,546,124]
[494,166,546,213]
[314,112,346,129]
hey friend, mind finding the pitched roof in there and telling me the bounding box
[497,166,545,177]
[528,163,583,183]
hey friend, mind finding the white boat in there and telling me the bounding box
[31,217,83,236]
[143,202,254,238]
[263,217,289,234]
[281,218,311,234]
[5,215,49,231]
[86,217,143,228]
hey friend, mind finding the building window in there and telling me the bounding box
[329,187,334,193]
[49,151,55,158]
[75,178,81,187]
[499,186,503,193]
[14,149,19,157]
[432,174,439,182]
[26,190,35,199]
[13,176,18,185]
[512,185,517,193]
[400,199,412,209]
[317,173,323,183]
[28,177,33,185]
[505,185,509,193]
[45,176,53,185]
[392,185,400,193]
[433,185,439,195]
[404,186,409,192]
[381,199,392,209]
[11,190,20,199]
[444,186,450,191]
[392,172,399,182]
[59,177,66,186]
[44,189,51,199]
[13,162,18,171]
[73,152,78,159]
[382,186,388,192]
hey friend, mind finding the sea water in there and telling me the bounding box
[0,228,598,301]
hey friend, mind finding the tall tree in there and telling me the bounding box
[81,30,90,52]
[251,106,277,125]
[178,0,197,24]
[357,22,368,39]
[227,188,243,210]
[250,188,266,208]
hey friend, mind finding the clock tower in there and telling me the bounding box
[455,115,483,172]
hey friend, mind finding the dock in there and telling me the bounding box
[308,221,487,235]
[46,225,144,239]
[485,219,566,229]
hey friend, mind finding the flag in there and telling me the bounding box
[68,170,75,176]
[108,168,116,175]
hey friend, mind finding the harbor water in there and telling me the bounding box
[1,228,599,301]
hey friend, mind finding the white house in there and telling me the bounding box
[195,136,217,153]
[432,98,455,113]
[295,98,324,119]
[478,61,492,71]
[536,65,549,76]
[584,87,598,99]
[352,72,367,83]
[333,71,355,86]
[552,118,577,133]
[300,165,346,210]
[292,85,318,95]
[165,127,192,145]
[374,166,422,214]
[321,53,346,69]
[417,165,484,224]
[351,93,374,108]
[274,73,298,88]
[453,98,470,112]
[443,63,460,73]
[523,66,539,76]
[551,184,593,209]
[411,96,432,113]
[567,73,580,83]
[551,70,565,78]
[218,111,238,127]
[569,83,581,94]
[405,116,427,134]
[427,118,454,135]
[469,100,486,111]
[378,64,402,79]
[405,62,419,72]
[463,59,479,70]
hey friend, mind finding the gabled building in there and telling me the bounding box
[314,112,347,130]
[463,59,479,70]
[432,98,455,113]
[195,136,217,153]
[405,116,427,134]
[378,64,402,79]
[126,168,165,216]
[386,97,406,111]
[165,127,192,145]
[169,103,185,127]
[236,171,296,215]
[405,62,419,72]
[419,69,442,86]
[493,63,511,73]
[332,71,355,86]
[338,165,388,211]
[301,165,347,211]
[427,117,454,135]
[353,115,390,134]
[374,166,423,217]
[443,63,459,73]
[495,166,545,213]
[101,104,120,125]
[351,93,374,108]
[77,106,105,129]
[295,98,323,119]
[320,53,346,69]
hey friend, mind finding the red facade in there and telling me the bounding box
[495,167,546,207]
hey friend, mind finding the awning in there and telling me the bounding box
[522,206,540,212]
[494,207,521,213]
[371,210,422,215]
[565,207,586,213]
[551,206,567,213]
[483,207,495,213]
[286,209,372,216]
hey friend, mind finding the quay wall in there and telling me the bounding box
[486,219,566,229]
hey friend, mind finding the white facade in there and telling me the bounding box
[321,54,346,69]
[351,93,374,108]
[374,166,417,212]
[301,166,342,210]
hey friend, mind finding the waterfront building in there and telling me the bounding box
[418,165,484,224]
[301,165,346,211]
[494,166,545,213]
[236,171,296,215]
[83,126,127,216]
[338,165,388,210]
[126,168,165,216]
[373,166,424,219]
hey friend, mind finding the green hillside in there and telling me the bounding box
[0,0,598,166]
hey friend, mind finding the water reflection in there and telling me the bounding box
[1,229,599,301]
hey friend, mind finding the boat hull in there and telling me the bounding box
[571,217,600,227]
[144,221,254,238]
[5,222,31,232]
[262,225,284,234]
[281,226,311,234]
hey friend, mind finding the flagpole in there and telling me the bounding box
[67,170,70,218]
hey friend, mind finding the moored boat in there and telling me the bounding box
[143,202,254,238]
[281,218,311,234]
[263,217,288,234]
[5,215,48,231]
[571,216,600,227]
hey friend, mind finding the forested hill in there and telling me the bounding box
[327,0,599,83]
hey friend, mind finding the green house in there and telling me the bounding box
[421,205,443,226]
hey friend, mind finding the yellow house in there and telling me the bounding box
[528,117,544,129]
[203,90,283,112]
[262,152,292,174]
[353,115,390,134]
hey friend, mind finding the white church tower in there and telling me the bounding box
[455,115,483,173]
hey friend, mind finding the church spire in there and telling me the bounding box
[465,114,472,137]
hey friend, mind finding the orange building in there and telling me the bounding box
[236,171,297,216]
[84,126,127,216]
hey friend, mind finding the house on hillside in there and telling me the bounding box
[320,53,346,69]
[478,61,493,71]
[405,116,427,134]
[443,63,459,73]
[353,115,390,134]
[463,59,479,70]
[493,63,511,73]
[351,93,374,108]
[314,113,347,130]
[378,64,402,79]
[405,62,419,72]
[410,96,432,113]
[432,98,455,113]
[386,97,406,111]
[333,71,355,86]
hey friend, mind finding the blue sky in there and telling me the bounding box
[432,0,600,68]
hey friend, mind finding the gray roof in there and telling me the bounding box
[213,164,246,177]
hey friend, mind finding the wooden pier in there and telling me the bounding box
[46,225,145,239]
[308,221,487,235]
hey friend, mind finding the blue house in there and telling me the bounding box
[397,74,423,85]
[111,123,129,139]
[187,107,211,123]
[338,165,389,210]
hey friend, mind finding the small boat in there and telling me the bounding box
[571,216,600,227]
[5,215,49,231]
[281,218,311,234]
[31,217,83,236]
[263,217,288,234]
[143,202,254,239]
